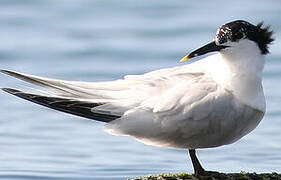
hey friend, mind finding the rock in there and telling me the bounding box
[129,172,281,180]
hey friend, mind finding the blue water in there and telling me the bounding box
[0,0,281,179]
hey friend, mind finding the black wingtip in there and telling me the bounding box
[1,88,21,95]
[1,87,120,122]
[0,69,21,78]
[0,69,12,75]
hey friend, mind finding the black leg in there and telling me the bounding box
[188,149,206,175]
[188,149,221,177]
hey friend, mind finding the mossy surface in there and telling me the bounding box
[129,172,281,180]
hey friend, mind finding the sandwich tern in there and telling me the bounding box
[1,20,274,176]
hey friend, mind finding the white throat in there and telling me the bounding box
[207,39,266,112]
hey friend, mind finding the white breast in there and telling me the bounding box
[204,39,266,112]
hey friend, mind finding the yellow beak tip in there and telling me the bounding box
[180,55,190,62]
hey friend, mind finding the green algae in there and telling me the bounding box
[129,172,281,180]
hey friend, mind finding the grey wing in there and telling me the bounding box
[105,75,264,149]
[0,67,203,123]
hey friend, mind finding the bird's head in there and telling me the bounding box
[180,20,274,62]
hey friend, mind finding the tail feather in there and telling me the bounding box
[2,88,120,122]
[0,70,108,98]
[0,69,133,99]
[0,70,73,94]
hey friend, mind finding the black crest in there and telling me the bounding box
[216,20,274,54]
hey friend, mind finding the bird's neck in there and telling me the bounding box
[207,50,266,112]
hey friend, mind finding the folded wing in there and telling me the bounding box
[0,63,207,125]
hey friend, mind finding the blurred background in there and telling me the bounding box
[0,0,280,179]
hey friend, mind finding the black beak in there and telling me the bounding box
[180,41,229,62]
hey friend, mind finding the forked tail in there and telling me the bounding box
[1,70,122,122]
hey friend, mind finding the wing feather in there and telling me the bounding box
[1,61,209,124]
[2,88,120,122]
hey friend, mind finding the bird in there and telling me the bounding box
[0,20,274,177]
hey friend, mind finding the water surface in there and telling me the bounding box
[0,0,281,179]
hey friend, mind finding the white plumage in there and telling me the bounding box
[0,39,265,149]
[1,19,273,176]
